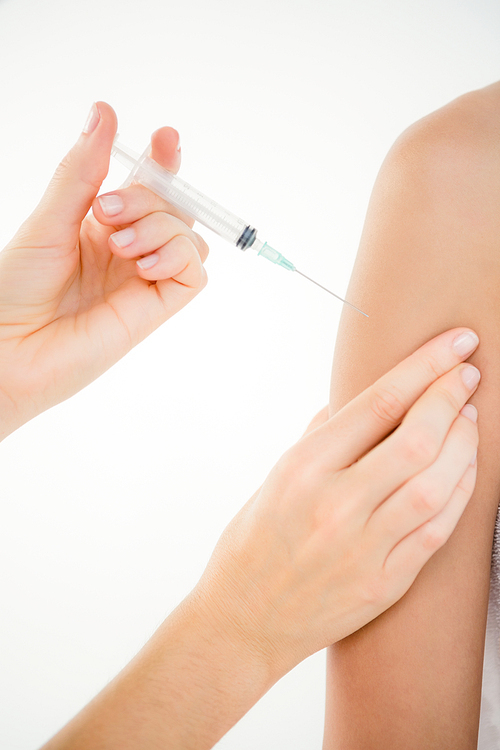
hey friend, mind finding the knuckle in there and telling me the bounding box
[277,443,319,490]
[370,383,408,426]
[447,416,478,462]
[140,185,161,213]
[422,352,443,381]
[54,153,73,180]
[272,454,303,501]
[421,522,447,551]
[57,151,103,191]
[456,466,477,496]
[275,444,302,479]
[409,479,442,516]
[172,233,196,255]
[457,425,478,455]
[155,210,177,237]
[399,426,436,466]
[458,409,479,437]
[195,233,210,257]
[433,383,461,414]
[361,572,390,607]
[190,262,205,291]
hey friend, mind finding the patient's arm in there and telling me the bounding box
[323,82,500,749]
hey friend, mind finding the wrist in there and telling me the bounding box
[113,593,276,750]
[152,591,276,748]
[42,590,277,750]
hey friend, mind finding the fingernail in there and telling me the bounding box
[460,403,478,423]
[176,136,181,152]
[111,227,135,248]
[137,253,159,270]
[470,451,477,466]
[460,365,481,390]
[452,331,479,358]
[98,194,124,216]
[82,102,100,134]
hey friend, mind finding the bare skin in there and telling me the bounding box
[1,101,482,749]
[323,81,500,749]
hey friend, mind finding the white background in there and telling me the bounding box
[0,0,499,748]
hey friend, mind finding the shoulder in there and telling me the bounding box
[371,82,500,235]
[389,82,500,194]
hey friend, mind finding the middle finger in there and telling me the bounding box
[347,362,481,511]
[108,211,209,264]
[94,182,195,229]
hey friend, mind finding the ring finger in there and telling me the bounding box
[136,233,206,289]
[367,404,478,550]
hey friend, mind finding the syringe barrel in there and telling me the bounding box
[120,143,256,249]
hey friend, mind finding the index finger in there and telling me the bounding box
[313,328,479,468]
[95,127,195,229]
[140,128,194,228]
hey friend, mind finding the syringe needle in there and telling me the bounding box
[294,269,369,317]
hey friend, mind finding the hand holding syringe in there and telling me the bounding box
[111,137,368,317]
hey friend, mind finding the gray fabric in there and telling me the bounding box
[478,507,500,748]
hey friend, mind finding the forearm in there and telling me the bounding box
[40,593,273,750]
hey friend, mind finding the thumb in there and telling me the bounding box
[27,101,117,247]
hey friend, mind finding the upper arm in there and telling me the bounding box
[324,84,500,749]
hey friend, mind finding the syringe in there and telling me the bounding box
[110,137,368,317]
